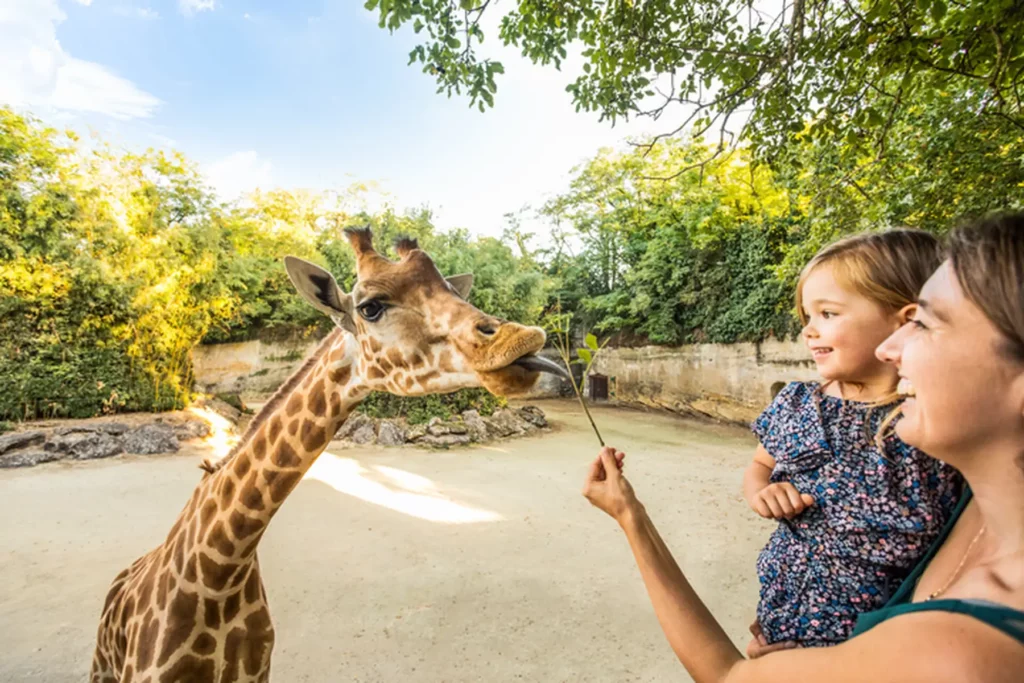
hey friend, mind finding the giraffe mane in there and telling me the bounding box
[198,329,343,475]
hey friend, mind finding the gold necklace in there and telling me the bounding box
[926,525,986,601]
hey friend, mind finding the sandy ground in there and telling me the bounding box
[0,400,772,682]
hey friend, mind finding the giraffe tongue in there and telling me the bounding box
[511,354,570,380]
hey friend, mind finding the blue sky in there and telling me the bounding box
[1,0,664,238]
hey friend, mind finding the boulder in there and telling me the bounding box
[122,424,180,455]
[417,434,472,449]
[335,413,374,441]
[517,406,548,429]
[0,430,45,454]
[172,420,211,440]
[44,432,124,461]
[54,423,130,437]
[376,420,406,446]
[0,450,61,469]
[349,421,377,445]
[405,424,428,441]
[195,397,242,424]
[461,410,490,442]
[485,409,529,437]
[427,417,467,436]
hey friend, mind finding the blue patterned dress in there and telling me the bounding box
[752,381,963,646]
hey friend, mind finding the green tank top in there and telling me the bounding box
[852,487,1024,644]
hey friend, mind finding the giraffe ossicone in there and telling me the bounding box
[89,226,566,683]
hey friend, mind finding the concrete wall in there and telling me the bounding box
[590,339,819,425]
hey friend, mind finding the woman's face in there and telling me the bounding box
[876,260,1024,460]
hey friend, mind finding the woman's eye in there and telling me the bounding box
[910,318,927,330]
[821,311,835,319]
[357,300,386,322]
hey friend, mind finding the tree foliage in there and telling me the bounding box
[0,109,547,420]
[368,0,1024,168]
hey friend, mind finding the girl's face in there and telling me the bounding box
[800,264,906,386]
[876,261,1024,460]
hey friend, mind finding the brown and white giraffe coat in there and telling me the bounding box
[89,228,565,682]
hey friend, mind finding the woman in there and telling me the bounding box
[583,213,1024,681]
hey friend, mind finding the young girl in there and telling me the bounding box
[742,229,964,647]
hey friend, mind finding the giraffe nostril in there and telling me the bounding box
[477,323,497,336]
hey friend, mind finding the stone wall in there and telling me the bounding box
[590,339,818,425]
[190,338,569,400]
[191,336,816,426]
[190,337,323,397]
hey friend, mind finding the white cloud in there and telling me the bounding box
[0,0,160,119]
[113,6,160,20]
[179,0,215,15]
[205,151,273,200]
[72,0,93,5]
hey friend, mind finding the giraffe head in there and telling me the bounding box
[284,227,566,397]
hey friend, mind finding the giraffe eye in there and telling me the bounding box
[357,300,386,322]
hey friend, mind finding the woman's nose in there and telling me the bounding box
[876,324,907,366]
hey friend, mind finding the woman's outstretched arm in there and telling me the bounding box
[583,448,1017,683]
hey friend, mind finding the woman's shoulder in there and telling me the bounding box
[846,607,1024,682]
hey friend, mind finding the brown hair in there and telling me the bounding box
[796,229,944,326]
[948,212,1024,364]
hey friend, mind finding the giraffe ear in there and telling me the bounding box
[284,256,355,333]
[446,273,474,299]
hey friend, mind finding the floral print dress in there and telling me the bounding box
[752,381,963,646]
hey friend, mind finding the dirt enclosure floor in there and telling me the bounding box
[0,400,772,682]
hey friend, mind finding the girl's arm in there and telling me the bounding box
[742,444,814,519]
[741,445,775,507]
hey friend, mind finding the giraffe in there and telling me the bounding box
[89,227,566,683]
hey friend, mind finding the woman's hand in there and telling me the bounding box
[746,620,799,658]
[582,446,638,524]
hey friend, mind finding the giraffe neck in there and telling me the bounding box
[187,329,368,591]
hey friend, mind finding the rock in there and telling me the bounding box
[214,392,249,414]
[405,424,428,441]
[122,424,180,455]
[44,432,124,461]
[461,410,490,442]
[427,418,467,436]
[376,420,406,447]
[0,449,61,469]
[417,434,472,449]
[0,430,45,454]
[195,397,242,424]
[335,413,374,441]
[55,423,130,437]
[486,409,529,437]
[172,420,211,440]
[517,406,548,429]
[349,421,377,445]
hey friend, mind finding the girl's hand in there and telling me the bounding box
[582,446,637,523]
[751,482,815,520]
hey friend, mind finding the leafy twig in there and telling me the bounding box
[543,306,608,446]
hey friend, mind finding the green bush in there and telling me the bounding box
[356,388,506,424]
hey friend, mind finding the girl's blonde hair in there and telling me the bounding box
[796,229,944,452]
[796,229,943,327]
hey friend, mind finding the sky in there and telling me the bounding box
[0,0,669,239]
